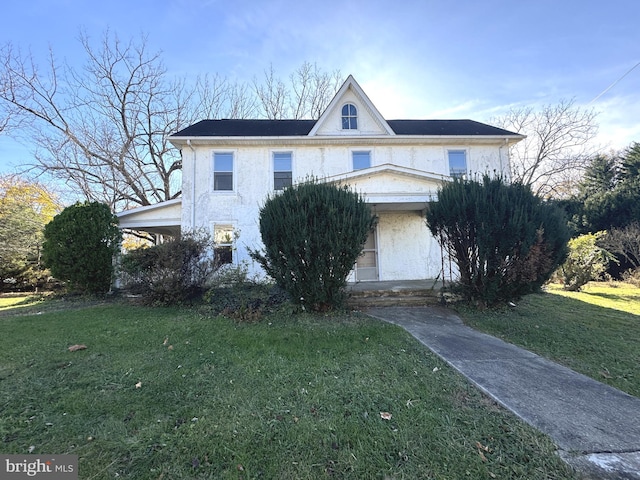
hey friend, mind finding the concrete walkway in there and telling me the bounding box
[366,306,640,480]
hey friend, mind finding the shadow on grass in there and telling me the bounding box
[582,290,640,303]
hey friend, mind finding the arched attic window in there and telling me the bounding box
[342,103,358,129]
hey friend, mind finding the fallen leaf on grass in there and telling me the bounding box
[599,368,612,379]
[476,441,491,462]
[68,344,87,352]
[380,412,392,420]
[475,441,491,452]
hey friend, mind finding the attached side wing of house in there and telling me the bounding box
[117,198,182,237]
[117,75,523,281]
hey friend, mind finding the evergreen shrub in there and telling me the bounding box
[426,176,570,305]
[42,201,121,294]
[250,178,376,311]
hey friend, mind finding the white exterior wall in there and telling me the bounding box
[376,212,440,281]
[180,141,508,281]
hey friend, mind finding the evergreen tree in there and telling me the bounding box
[579,144,640,232]
[579,154,618,198]
[42,202,122,294]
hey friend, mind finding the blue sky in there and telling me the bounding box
[1,0,639,173]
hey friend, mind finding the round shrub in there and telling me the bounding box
[42,201,121,294]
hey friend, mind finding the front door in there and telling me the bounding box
[356,229,379,281]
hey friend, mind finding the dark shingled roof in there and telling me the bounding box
[387,120,518,136]
[172,119,519,137]
[173,119,316,137]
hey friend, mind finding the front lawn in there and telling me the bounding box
[459,281,640,398]
[0,294,46,311]
[0,301,576,479]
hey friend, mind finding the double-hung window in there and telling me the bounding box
[448,150,467,179]
[214,224,234,264]
[352,151,371,170]
[213,152,233,191]
[342,103,358,130]
[273,152,292,190]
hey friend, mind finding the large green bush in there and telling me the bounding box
[426,176,570,305]
[119,231,218,305]
[42,201,121,294]
[250,178,376,311]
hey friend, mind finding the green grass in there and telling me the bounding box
[0,294,46,311]
[546,281,640,315]
[0,300,576,479]
[459,282,640,398]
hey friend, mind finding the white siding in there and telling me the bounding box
[179,141,508,281]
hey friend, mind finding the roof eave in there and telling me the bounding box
[170,134,524,147]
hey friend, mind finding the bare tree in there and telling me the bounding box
[224,81,258,119]
[599,222,640,270]
[0,33,197,210]
[254,65,288,119]
[492,99,599,197]
[289,62,343,119]
[0,32,342,211]
[254,62,343,120]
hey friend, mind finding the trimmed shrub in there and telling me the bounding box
[42,202,121,294]
[426,176,570,305]
[119,230,218,305]
[250,178,376,311]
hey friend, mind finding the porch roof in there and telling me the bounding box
[116,199,182,237]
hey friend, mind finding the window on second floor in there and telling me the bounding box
[448,150,467,179]
[214,224,234,264]
[352,151,371,170]
[213,152,234,191]
[273,152,292,190]
[342,103,358,130]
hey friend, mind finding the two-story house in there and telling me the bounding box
[117,75,523,282]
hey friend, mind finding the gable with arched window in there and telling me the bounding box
[342,103,358,129]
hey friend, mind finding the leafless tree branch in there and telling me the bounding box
[492,99,599,197]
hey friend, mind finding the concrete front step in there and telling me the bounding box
[347,294,442,308]
[346,280,445,308]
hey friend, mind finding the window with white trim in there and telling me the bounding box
[342,103,358,130]
[273,152,292,190]
[214,224,234,264]
[448,150,467,178]
[352,151,371,170]
[213,152,233,191]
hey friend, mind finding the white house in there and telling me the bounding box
[117,75,523,282]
